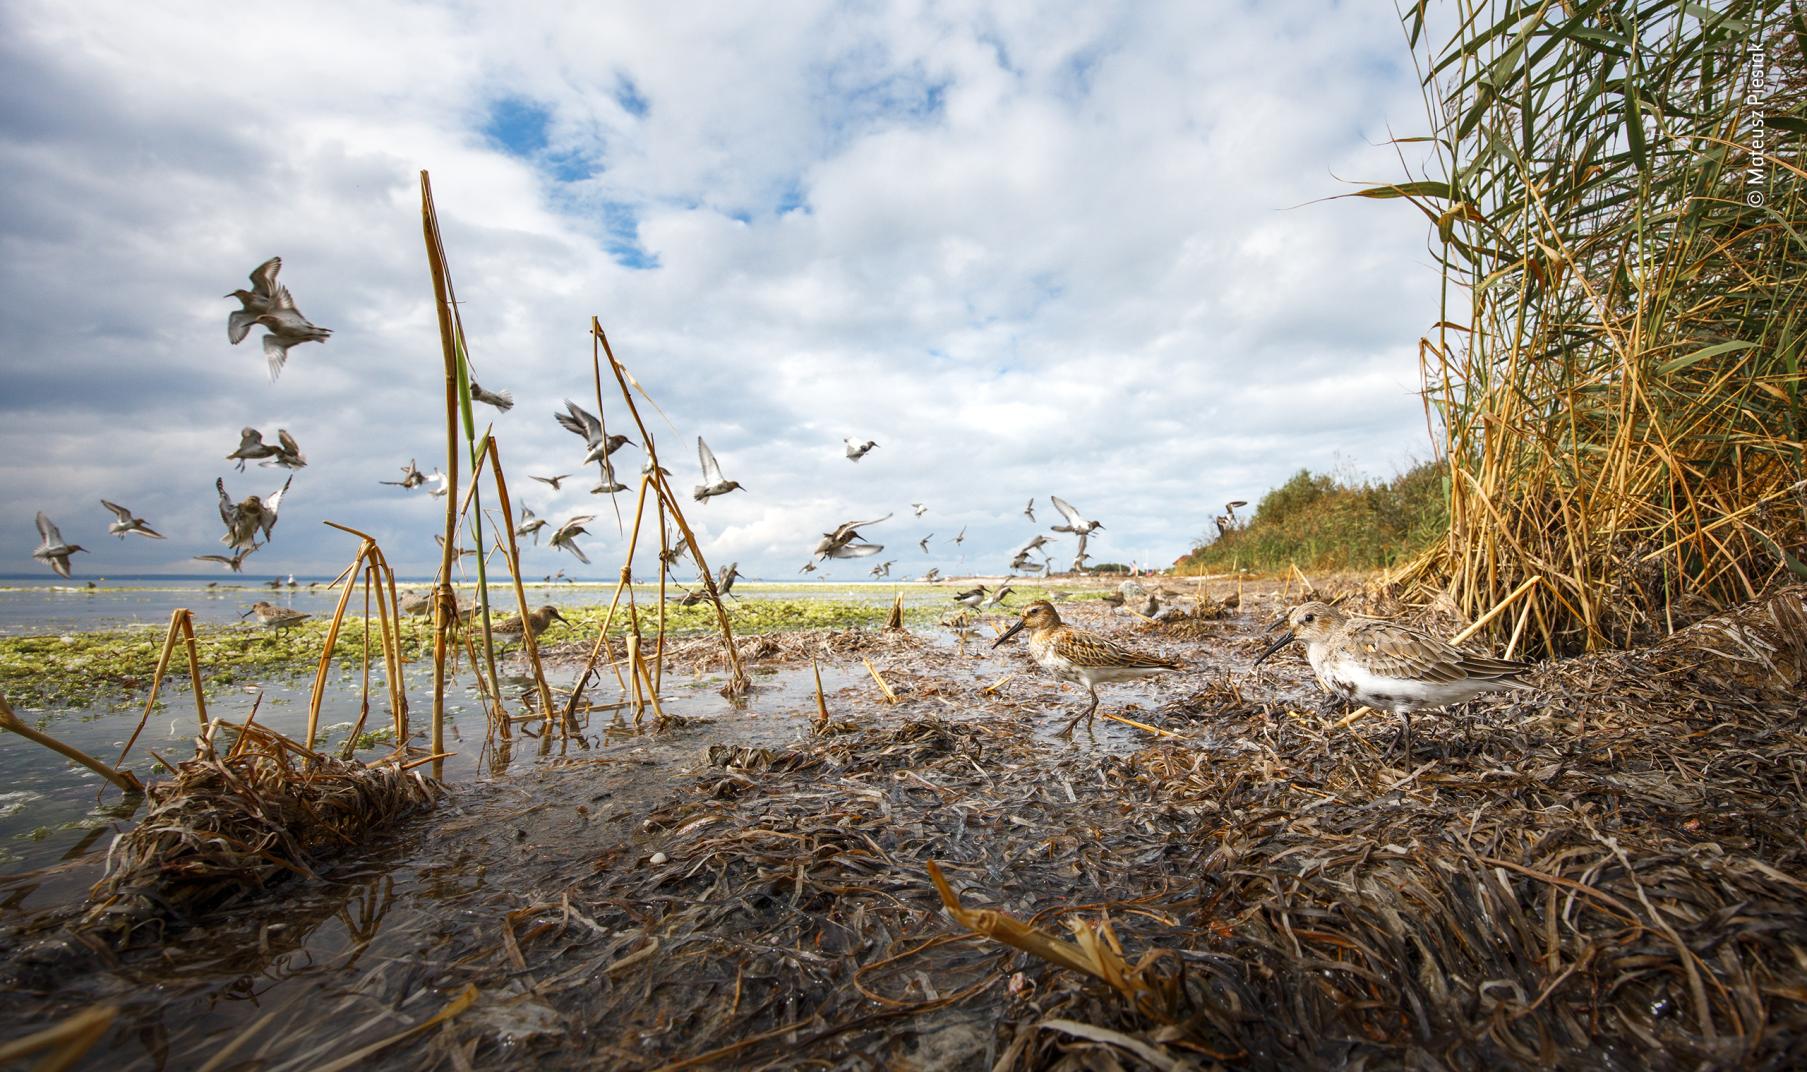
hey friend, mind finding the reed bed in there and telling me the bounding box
[80,720,442,946]
[1383,1,1807,656]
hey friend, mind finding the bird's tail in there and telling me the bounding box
[693,486,708,502]
[490,389,515,412]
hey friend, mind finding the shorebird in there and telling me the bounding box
[844,438,877,461]
[516,515,548,545]
[995,600,1182,737]
[923,567,941,582]
[194,548,255,573]
[549,515,595,564]
[693,438,744,502]
[1253,601,1531,760]
[530,473,572,491]
[226,427,280,471]
[32,513,86,578]
[659,543,690,569]
[100,500,165,540]
[982,583,1013,609]
[266,429,307,470]
[243,600,309,634]
[1017,534,1054,556]
[919,534,933,553]
[555,401,634,466]
[591,459,628,495]
[1214,500,1249,539]
[912,502,928,517]
[217,475,291,551]
[469,382,514,413]
[492,604,568,642]
[1009,550,1039,573]
[799,561,818,574]
[426,470,449,498]
[1023,499,1036,522]
[814,513,891,560]
[1050,496,1103,537]
[225,257,283,345]
[382,460,427,489]
[868,560,894,579]
[399,591,433,616]
[717,561,742,598]
[952,585,988,608]
[254,286,332,381]
[952,526,967,545]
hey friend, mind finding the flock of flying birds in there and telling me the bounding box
[29,254,1120,592]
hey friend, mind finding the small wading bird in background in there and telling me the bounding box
[912,502,927,517]
[952,526,966,545]
[243,600,310,634]
[952,585,988,608]
[217,475,292,551]
[995,600,1181,738]
[550,515,595,563]
[693,438,745,502]
[493,604,568,642]
[1253,601,1531,761]
[32,513,87,578]
[100,500,165,540]
[194,547,256,573]
[919,534,933,553]
[923,567,941,582]
[469,382,514,413]
[382,460,427,489]
[844,438,878,461]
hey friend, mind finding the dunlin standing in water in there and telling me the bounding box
[226,427,280,471]
[952,585,988,608]
[469,382,514,413]
[1049,496,1103,537]
[530,473,572,491]
[1253,601,1531,760]
[994,600,1182,737]
[918,534,933,553]
[549,515,595,564]
[225,257,283,345]
[255,286,332,381]
[692,438,745,503]
[217,475,291,551]
[382,460,427,488]
[493,605,568,642]
[844,438,877,461]
[912,502,928,517]
[814,513,891,561]
[100,500,165,540]
[1023,499,1036,522]
[194,547,256,573]
[242,600,310,634]
[266,429,307,470]
[32,513,87,578]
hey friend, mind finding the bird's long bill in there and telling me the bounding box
[993,619,1027,648]
[1252,630,1296,667]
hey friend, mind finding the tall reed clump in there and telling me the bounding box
[1378,1,1806,655]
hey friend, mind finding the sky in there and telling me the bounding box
[0,1,1445,583]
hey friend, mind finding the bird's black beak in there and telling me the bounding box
[239,608,254,619]
[993,619,1026,648]
[1252,630,1296,668]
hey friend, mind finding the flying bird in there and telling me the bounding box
[717,561,742,599]
[814,513,891,560]
[549,515,595,564]
[1023,499,1036,522]
[226,427,280,471]
[266,429,307,470]
[1253,601,1532,760]
[224,257,284,345]
[254,285,332,381]
[591,459,628,495]
[799,561,818,574]
[194,548,256,573]
[1050,496,1103,537]
[555,400,634,467]
[994,600,1182,737]
[692,437,744,502]
[919,534,933,553]
[922,567,941,582]
[911,502,928,517]
[32,513,87,578]
[426,470,449,498]
[952,526,967,545]
[469,382,514,413]
[382,460,427,489]
[216,475,292,551]
[100,500,165,540]
[530,473,573,490]
[516,515,548,544]
[844,438,878,461]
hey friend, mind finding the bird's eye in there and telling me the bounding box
[1302,613,1315,623]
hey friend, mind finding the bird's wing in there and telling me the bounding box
[250,257,282,298]
[262,334,291,381]
[277,429,300,455]
[263,476,293,536]
[1050,495,1084,526]
[100,499,133,523]
[217,479,236,526]
[1341,620,1480,684]
[235,427,264,452]
[828,543,884,559]
[831,513,893,541]
[270,284,297,311]
[697,437,724,483]
[564,539,590,564]
[557,401,601,443]
[193,554,231,565]
[228,309,260,345]
[35,512,59,545]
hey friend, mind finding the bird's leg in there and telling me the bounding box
[1081,688,1101,736]
[1058,693,1097,739]
[1386,711,1413,763]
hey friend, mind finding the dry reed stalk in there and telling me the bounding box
[0,1005,118,1069]
[311,524,413,755]
[811,656,829,729]
[420,170,462,775]
[117,608,205,766]
[562,473,655,726]
[863,658,898,703]
[1,693,143,794]
[484,436,557,729]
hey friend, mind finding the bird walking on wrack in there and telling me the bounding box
[994,600,1181,737]
[1253,600,1531,760]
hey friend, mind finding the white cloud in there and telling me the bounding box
[0,0,1443,582]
